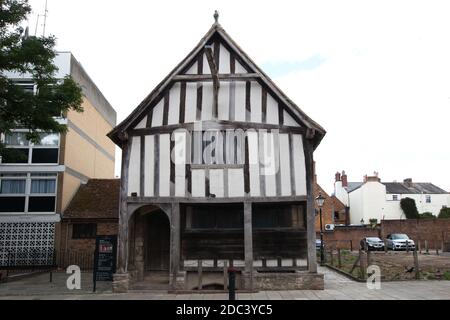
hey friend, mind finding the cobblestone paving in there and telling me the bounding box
[0,267,449,300]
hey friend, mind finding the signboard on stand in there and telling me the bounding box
[93,235,117,292]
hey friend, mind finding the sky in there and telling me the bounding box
[26,0,450,194]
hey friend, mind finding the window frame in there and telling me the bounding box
[1,129,60,165]
[0,172,58,214]
[71,223,97,239]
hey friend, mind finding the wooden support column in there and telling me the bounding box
[303,137,318,273]
[244,201,254,290]
[134,213,145,281]
[117,137,130,273]
[169,203,181,289]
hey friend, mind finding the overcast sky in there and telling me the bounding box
[27,0,450,194]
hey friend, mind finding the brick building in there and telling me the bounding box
[58,179,119,267]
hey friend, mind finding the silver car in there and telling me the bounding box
[386,233,415,251]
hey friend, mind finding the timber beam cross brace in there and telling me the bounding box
[205,44,220,118]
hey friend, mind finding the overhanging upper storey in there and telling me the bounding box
[107,22,325,149]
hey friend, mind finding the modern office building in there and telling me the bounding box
[0,52,116,266]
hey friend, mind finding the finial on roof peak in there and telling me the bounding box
[213,10,219,24]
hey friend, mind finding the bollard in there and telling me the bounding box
[228,267,237,300]
[425,240,429,254]
[49,270,53,283]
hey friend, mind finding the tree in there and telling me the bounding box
[419,212,435,219]
[0,0,83,159]
[400,197,419,219]
[438,207,450,219]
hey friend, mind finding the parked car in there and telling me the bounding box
[386,233,415,251]
[360,237,385,251]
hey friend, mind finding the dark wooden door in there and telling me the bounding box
[145,210,170,271]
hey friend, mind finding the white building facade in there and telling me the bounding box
[334,172,450,225]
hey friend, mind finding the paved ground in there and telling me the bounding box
[0,266,449,300]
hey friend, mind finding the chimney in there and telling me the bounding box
[341,170,348,187]
[403,178,413,187]
[335,172,341,182]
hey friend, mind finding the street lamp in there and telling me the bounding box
[315,192,325,265]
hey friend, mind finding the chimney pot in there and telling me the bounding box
[341,171,348,187]
[335,172,341,182]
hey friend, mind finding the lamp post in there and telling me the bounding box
[315,192,325,265]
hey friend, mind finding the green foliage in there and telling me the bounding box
[443,271,450,281]
[419,212,435,219]
[438,207,450,219]
[400,197,420,219]
[0,0,83,158]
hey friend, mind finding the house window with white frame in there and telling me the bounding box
[0,172,57,213]
[425,195,431,203]
[392,194,398,201]
[1,131,60,164]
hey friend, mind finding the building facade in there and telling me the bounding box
[0,52,116,267]
[108,19,326,292]
[334,171,450,225]
[59,179,119,269]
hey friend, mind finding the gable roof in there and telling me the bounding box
[383,182,448,194]
[107,22,325,149]
[345,181,448,194]
[63,179,120,220]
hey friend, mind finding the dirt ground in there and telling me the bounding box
[328,250,450,281]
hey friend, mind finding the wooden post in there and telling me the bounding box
[170,203,180,288]
[244,201,253,290]
[418,240,421,254]
[442,240,445,253]
[384,239,388,253]
[304,139,317,273]
[329,248,334,266]
[350,240,353,252]
[366,249,371,267]
[197,259,203,290]
[359,250,366,280]
[406,240,410,253]
[413,248,420,280]
[425,240,429,254]
[337,248,342,269]
[117,139,130,273]
[436,247,439,256]
[223,260,228,291]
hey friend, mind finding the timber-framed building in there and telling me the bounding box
[108,16,326,292]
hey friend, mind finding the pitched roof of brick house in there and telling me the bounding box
[63,179,120,220]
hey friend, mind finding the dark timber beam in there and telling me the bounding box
[117,138,131,273]
[244,201,254,290]
[303,137,318,273]
[205,45,219,119]
[172,73,260,82]
[169,203,181,289]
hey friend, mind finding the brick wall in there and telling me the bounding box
[320,219,450,250]
[322,226,380,250]
[381,219,450,249]
[59,221,118,253]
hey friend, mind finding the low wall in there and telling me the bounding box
[321,219,450,251]
[322,226,380,250]
[255,271,324,290]
[381,219,450,249]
